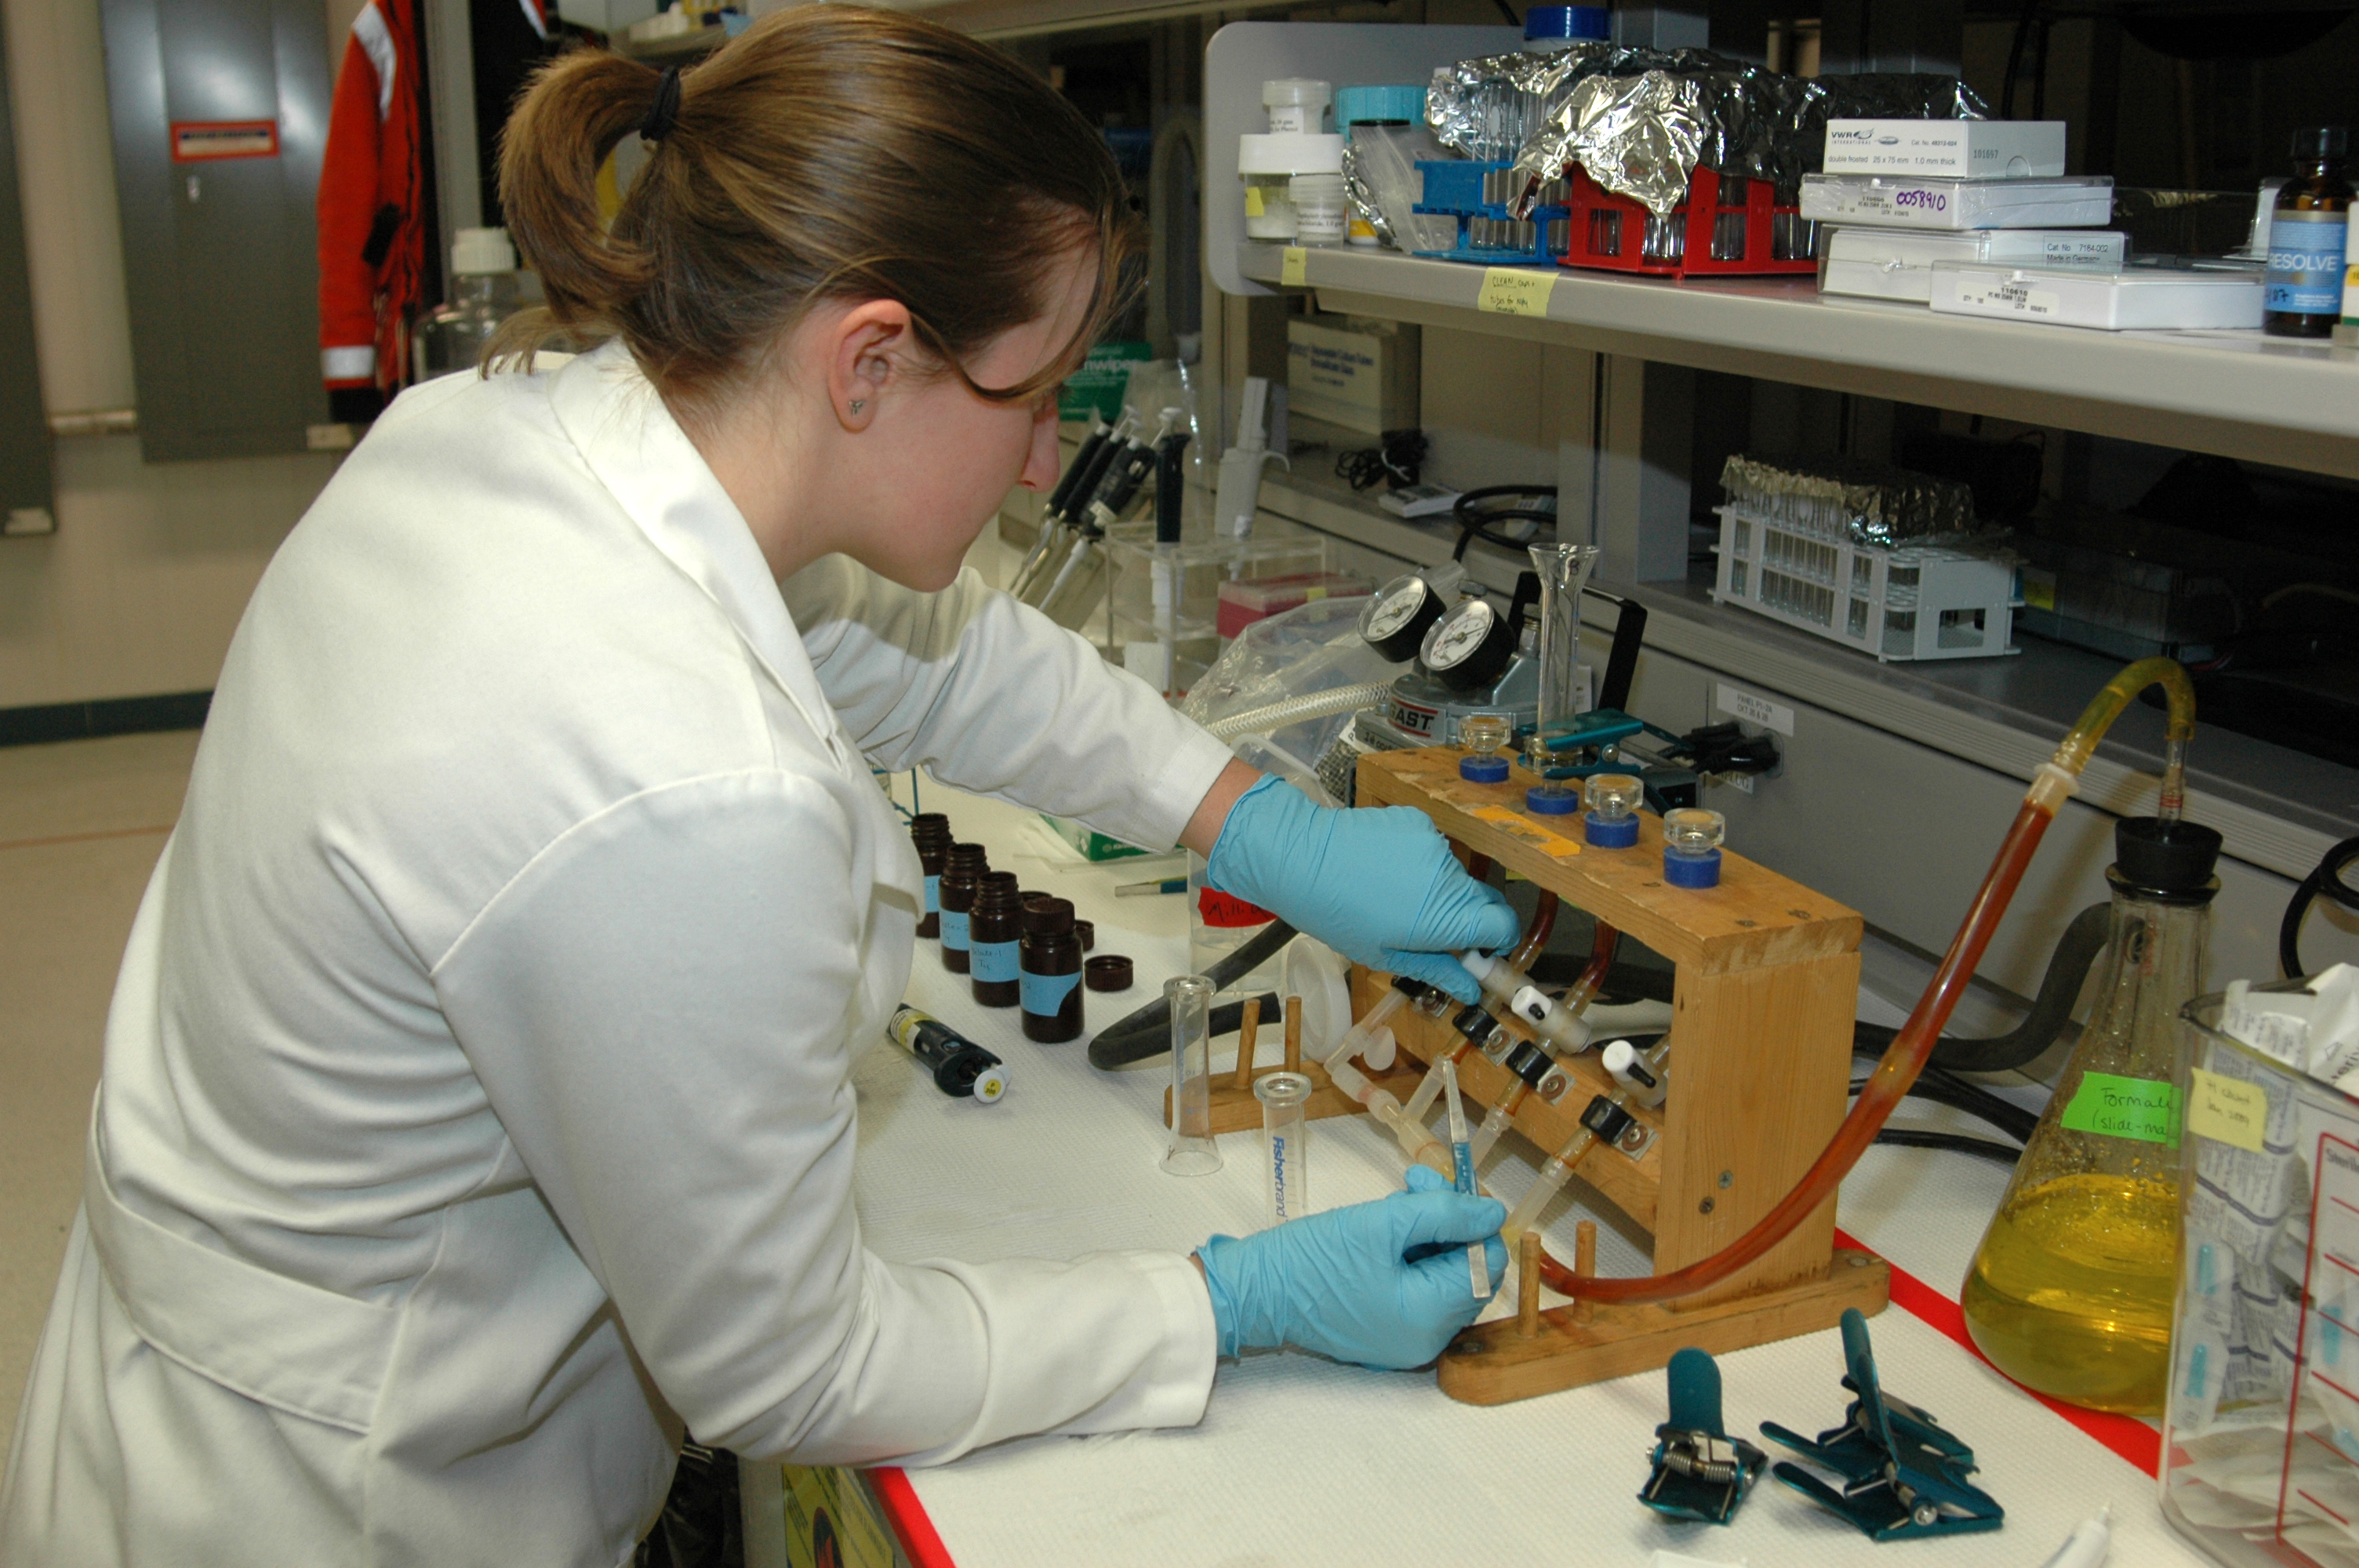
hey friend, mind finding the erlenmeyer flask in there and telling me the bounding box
[1524,543,1600,812]
[1959,815,2224,1414]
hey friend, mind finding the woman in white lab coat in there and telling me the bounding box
[1,13,1516,1565]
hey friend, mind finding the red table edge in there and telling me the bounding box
[864,1232,2160,1567]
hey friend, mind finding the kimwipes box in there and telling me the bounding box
[1823,119,2068,179]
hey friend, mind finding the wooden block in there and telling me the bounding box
[1355,748,1861,976]
[1439,1250,1892,1405]
[1656,950,1861,1305]
[1169,1056,1426,1137]
[1350,967,1661,1232]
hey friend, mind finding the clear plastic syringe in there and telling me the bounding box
[1441,1059,1492,1299]
[1499,1035,1672,1247]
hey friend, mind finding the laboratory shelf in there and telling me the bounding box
[1249,463,2357,884]
[1237,241,2359,477]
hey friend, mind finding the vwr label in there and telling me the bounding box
[1714,683,1794,736]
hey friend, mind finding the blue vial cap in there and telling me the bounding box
[1333,85,1427,138]
[1584,811,1639,848]
[1526,782,1580,815]
[1663,847,1722,888]
[1459,753,1511,783]
[1524,5,1609,42]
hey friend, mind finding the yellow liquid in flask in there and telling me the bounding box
[1960,1171,2179,1415]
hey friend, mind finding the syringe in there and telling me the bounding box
[1499,1035,1672,1247]
[885,1005,1009,1103]
[1441,1059,1492,1299]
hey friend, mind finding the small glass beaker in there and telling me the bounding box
[1661,808,1725,887]
[1254,1071,1314,1224]
[1163,975,1223,1175]
[1457,711,1514,782]
[1583,772,1643,848]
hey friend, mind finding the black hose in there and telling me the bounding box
[1854,1068,2039,1146]
[1088,920,1299,1069]
[1852,902,2111,1075]
[2281,835,2359,978]
[1874,1130,2022,1166]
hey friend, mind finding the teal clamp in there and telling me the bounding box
[1640,1347,1765,1526]
[1530,707,1646,782]
[1761,1308,2005,1542]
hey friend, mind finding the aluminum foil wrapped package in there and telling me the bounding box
[1720,453,1983,549]
[1422,44,1985,220]
[1344,125,1459,252]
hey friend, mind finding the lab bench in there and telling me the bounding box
[743,785,2200,1568]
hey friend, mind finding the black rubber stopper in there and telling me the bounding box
[1085,954,1134,992]
[2114,815,2223,894]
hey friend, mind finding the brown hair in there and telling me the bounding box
[493,7,1136,421]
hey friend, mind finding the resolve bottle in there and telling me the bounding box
[2263,125,2352,339]
[1959,815,2223,1414]
[937,843,987,975]
[910,813,951,939]
[1020,897,1085,1043]
[968,872,1023,1007]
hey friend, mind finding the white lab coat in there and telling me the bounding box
[0,342,1230,1566]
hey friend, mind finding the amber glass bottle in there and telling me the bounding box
[969,872,1024,1007]
[910,813,951,939]
[1020,897,1085,1042]
[937,844,987,975]
[2263,126,2352,338]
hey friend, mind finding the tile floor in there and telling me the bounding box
[0,730,198,1448]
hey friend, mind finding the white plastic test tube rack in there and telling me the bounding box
[1710,503,2022,663]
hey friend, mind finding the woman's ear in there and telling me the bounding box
[827,299,916,430]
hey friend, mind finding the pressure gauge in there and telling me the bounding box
[1359,572,1447,662]
[1419,596,1517,692]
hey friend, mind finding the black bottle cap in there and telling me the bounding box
[1023,898,1075,937]
[2293,125,2350,160]
[1085,954,1134,992]
[2114,815,2223,896]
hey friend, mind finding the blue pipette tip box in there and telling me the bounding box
[1459,754,1510,783]
[1525,783,1579,815]
[1584,811,1639,848]
[1663,847,1722,887]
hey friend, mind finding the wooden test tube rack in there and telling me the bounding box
[1351,746,1891,1404]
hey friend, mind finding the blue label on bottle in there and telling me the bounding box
[972,940,1020,983]
[1020,968,1082,1015]
[2266,212,2347,314]
[924,874,940,915]
[940,909,969,950]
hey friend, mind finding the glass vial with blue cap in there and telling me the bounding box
[1661,808,1725,887]
[1457,711,1514,782]
[1583,773,1644,847]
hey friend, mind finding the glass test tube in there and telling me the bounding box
[1253,1070,1313,1224]
[1523,543,1602,805]
[1162,975,1222,1176]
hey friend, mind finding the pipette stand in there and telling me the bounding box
[1351,746,1890,1404]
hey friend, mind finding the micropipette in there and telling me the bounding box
[1441,1059,1491,1299]
[885,1005,1009,1103]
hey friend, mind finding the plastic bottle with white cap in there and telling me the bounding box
[416,228,525,381]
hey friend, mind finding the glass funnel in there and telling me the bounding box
[1523,543,1601,810]
[1960,815,2224,1414]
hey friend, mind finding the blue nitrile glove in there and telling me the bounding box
[1195,1164,1507,1369]
[1205,774,1519,1004]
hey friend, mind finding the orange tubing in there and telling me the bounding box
[1509,891,1559,971]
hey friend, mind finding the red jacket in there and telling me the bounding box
[318,0,427,402]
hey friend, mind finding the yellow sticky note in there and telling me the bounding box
[1281,247,1309,286]
[1478,267,1558,318]
[1244,185,1265,218]
[2187,1066,2267,1152]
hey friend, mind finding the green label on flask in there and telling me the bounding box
[2059,1072,2182,1148]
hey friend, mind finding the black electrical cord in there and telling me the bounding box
[1852,902,2111,1076]
[1854,1066,2040,1146]
[2281,836,2359,978]
[1089,919,1299,1069]
[1335,430,1427,492]
[1873,1130,2022,1166]
[1450,485,1558,561]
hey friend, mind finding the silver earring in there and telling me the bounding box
[849,400,866,413]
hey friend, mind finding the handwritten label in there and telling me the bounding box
[1478,267,1557,317]
[1470,804,1583,859]
[1714,682,1795,737]
[2186,1067,2268,1152]
[2060,1071,2182,1148]
[1281,247,1308,286]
